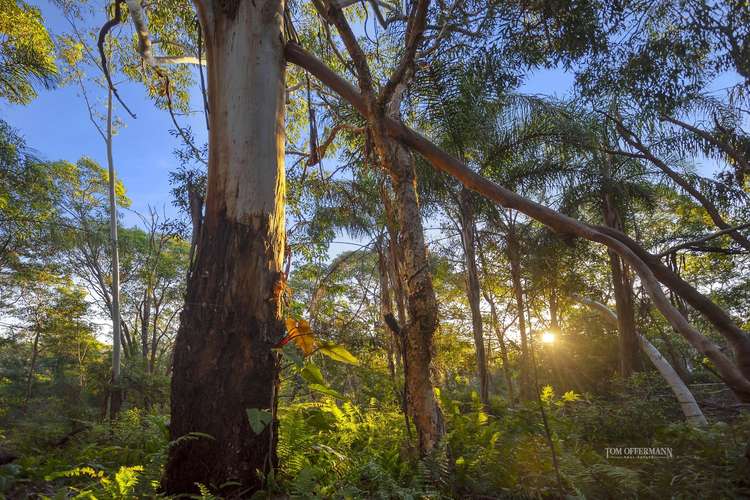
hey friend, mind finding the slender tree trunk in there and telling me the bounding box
[377,237,411,437]
[506,222,532,400]
[141,289,151,366]
[549,285,559,330]
[603,192,640,377]
[607,251,639,376]
[485,290,515,404]
[163,1,286,495]
[373,86,443,455]
[105,88,123,419]
[477,239,515,403]
[24,328,41,406]
[459,188,489,407]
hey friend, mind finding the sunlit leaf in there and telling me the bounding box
[300,362,325,385]
[308,383,346,400]
[318,342,359,365]
[285,317,316,355]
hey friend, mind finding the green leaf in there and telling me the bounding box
[308,383,346,400]
[300,363,325,385]
[246,408,273,434]
[277,343,304,368]
[318,342,359,365]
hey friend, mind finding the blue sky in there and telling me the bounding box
[1,0,208,227]
[2,1,579,233]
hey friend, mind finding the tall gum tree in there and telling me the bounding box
[160,0,287,495]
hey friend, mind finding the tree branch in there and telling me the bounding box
[662,114,750,178]
[658,223,750,257]
[97,0,137,118]
[607,112,750,252]
[377,0,430,107]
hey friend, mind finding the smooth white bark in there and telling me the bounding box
[106,88,122,414]
[573,294,707,426]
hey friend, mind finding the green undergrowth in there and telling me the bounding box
[2,377,750,499]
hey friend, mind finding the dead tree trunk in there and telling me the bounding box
[163,1,287,495]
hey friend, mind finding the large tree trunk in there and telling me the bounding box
[163,1,286,495]
[386,137,444,454]
[458,188,489,407]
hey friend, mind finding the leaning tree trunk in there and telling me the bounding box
[459,188,489,407]
[639,334,707,426]
[163,1,286,496]
[574,295,707,426]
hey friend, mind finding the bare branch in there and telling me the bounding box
[97,0,137,118]
[378,0,430,107]
[124,0,206,66]
[658,223,750,257]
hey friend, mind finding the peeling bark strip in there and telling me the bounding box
[163,0,286,496]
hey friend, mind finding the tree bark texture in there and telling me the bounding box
[163,0,286,495]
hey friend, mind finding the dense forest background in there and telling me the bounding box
[2,0,750,497]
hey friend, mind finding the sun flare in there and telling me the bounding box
[541,331,556,344]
